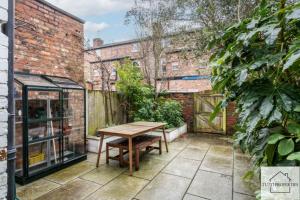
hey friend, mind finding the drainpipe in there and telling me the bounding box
[7,0,16,200]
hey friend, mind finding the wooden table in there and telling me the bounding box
[96,121,168,175]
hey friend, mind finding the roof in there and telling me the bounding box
[14,72,84,90]
[86,38,141,51]
[37,0,85,24]
[85,29,201,51]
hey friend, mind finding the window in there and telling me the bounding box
[172,62,179,71]
[96,49,101,57]
[110,68,117,81]
[132,43,139,52]
[161,38,171,48]
[111,68,117,76]
[162,65,167,73]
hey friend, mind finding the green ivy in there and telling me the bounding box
[209,0,300,170]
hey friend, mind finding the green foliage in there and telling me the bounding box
[209,0,300,169]
[116,60,184,128]
[155,100,184,128]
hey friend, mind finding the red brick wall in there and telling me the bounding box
[226,102,237,135]
[15,0,84,84]
[166,93,195,132]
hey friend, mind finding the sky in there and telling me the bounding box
[46,0,136,45]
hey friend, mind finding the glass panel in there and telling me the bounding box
[28,120,62,141]
[63,89,85,161]
[28,91,61,121]
[15,82,23,176]
[28,138,61,175]
[15,73,57,88]
[45,76,83,89]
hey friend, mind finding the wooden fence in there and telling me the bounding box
[88,91,126,136]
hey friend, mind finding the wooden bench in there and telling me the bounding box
[106,135,162,170]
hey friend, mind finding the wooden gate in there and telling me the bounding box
[194,93,226,134]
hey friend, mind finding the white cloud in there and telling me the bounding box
[46,0,134,17]
[84,21,109,34]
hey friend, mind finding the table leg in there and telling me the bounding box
[162,127,169,152]
[96,133,104,167]
[128,137,133,175]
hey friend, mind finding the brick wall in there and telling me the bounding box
[226,102,237,135]
[15,0,84,84]
[165,93,195,132]
[0,0,8,199]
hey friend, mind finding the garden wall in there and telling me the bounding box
[87,91,237,136]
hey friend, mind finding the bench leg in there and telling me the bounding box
[135,148,140,171]
[106,145,109,164]
[162,127,169,152]
[159,140,162,155]
[96,133,104,167]
[119,147,124,167]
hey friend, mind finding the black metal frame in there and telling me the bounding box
[14,72,87,185]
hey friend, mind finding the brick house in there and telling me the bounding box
[85,36,212,92]
[15,0,85,84]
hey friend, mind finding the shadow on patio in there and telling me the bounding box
[16,134,258,200]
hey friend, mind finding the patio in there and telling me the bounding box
[16,133,258,200]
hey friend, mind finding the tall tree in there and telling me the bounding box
[126,0,178,95]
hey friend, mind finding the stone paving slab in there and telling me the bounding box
[86,175,149,200]
[185,140,210,150]
[233,192,256,200]
[124,157,168,180]
[183,194,207,200]
[234,152,252,171]
[233,168,257,196]
[178,147,207,161]
[207,145,233,158]
[136,173,191,200]
[200,154,233,176]
[188,170,232,200]
[35,178,100,200]
[45,161,95,184]
[80,164,126,185]
[163,157,201,179]
[16,134,257,200]
[168,139,189,151]
[17,179,60,200]
[146,148,180,162]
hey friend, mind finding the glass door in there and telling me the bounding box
[26,89,63,175]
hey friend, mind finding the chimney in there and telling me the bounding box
[93,38,104,48]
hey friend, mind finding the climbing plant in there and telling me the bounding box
[209,0,300,171]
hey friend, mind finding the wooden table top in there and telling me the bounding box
[97,122,166,137]
[128,121,167,127]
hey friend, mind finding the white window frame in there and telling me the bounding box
[132,43,139,52]
[172,62,179,71]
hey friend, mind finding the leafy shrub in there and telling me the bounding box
[116,59,184,128]
[155,100,184,129]
[209,0,300,170]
